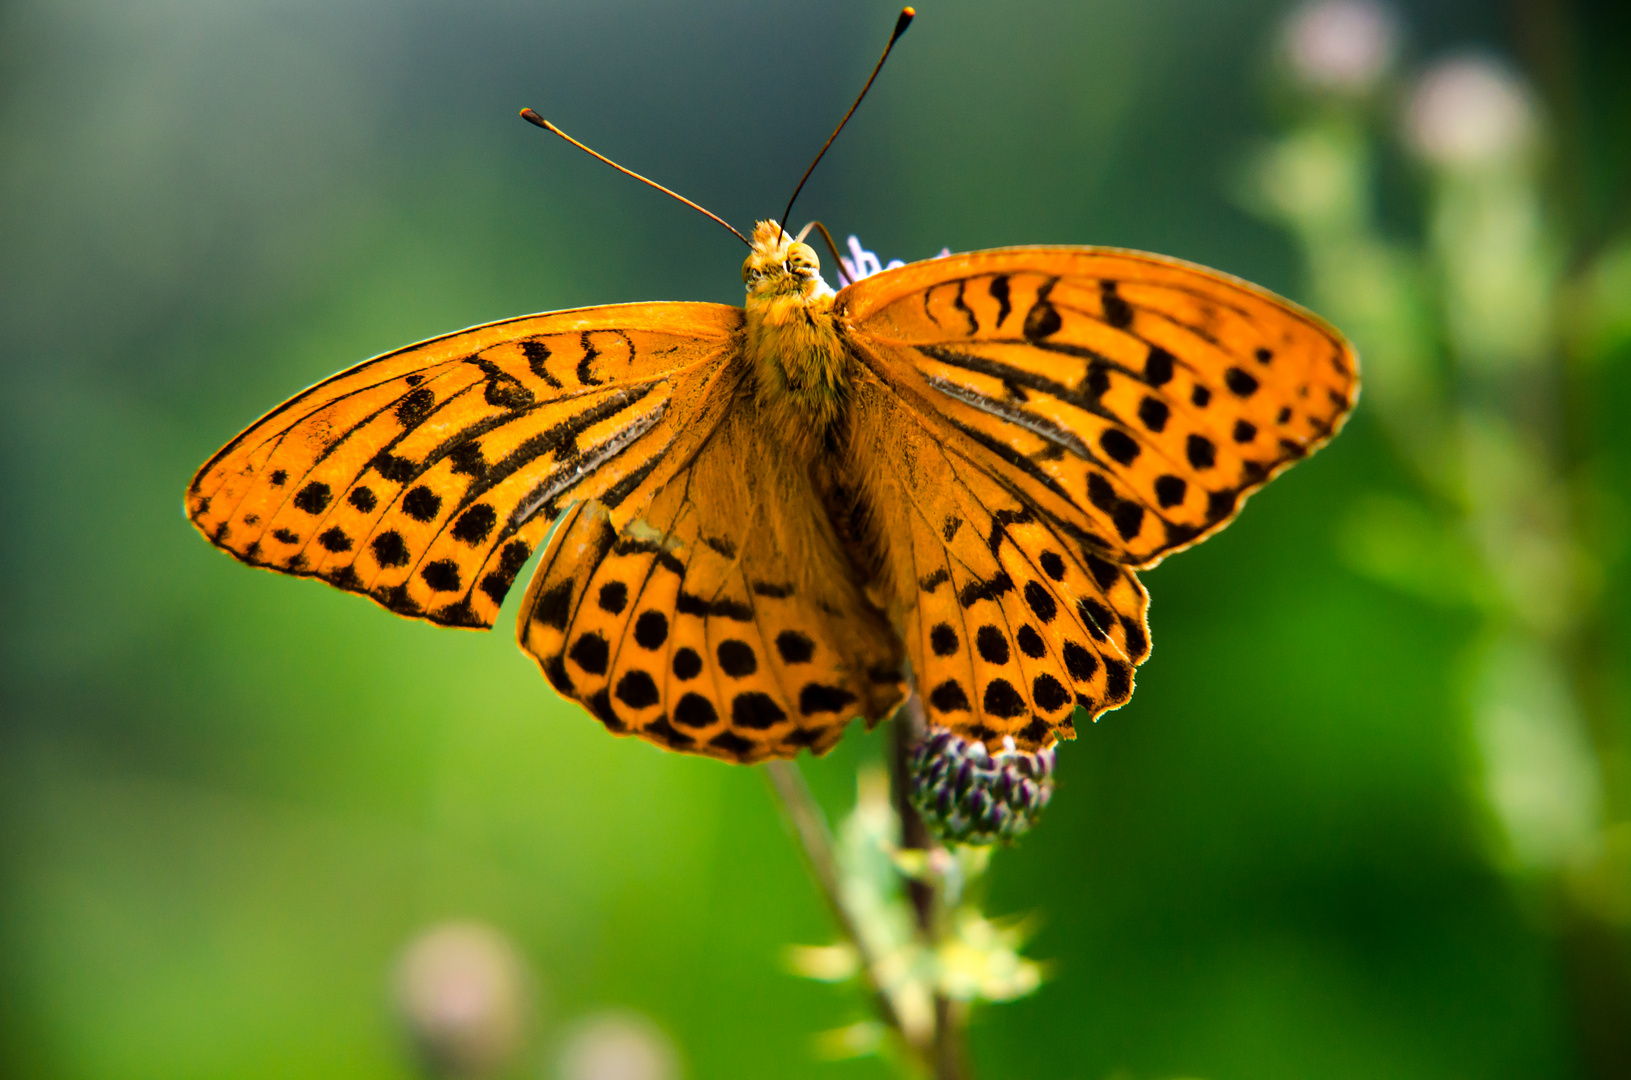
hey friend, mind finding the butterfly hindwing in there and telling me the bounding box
[187,303,742,628]
[839,247,1358,568]
[519,402,907,763]
[847,370,1149,748]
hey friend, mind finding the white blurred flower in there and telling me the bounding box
[839,235,904,285]
[556,1011,680,1080]
[394,921,533,1079]
[838,235,949,286]
[1283,0,1401,93]
[1407,55,1537,168]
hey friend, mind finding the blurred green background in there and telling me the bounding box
[2,0,1628,1077]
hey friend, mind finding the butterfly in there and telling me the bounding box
[185,10,1357,765]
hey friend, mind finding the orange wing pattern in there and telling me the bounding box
[839,248,1357,567]
[187,303,742,629]
[840,248,1357,747]
[517,405,906,763]
[846,367,1150,748]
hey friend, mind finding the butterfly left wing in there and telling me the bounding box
[187,302,742,628]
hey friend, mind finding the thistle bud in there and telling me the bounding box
[907,729,1056,845]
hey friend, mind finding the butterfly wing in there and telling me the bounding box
[188,302,743,628]
[517,402,907,763]
[837,247,1357,747]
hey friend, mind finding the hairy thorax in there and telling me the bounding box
[740,221,851,455]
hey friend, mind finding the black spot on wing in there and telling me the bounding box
[1144,346,1174,386]
[481,540,532,604]
[983,678,1027,718]
[1155,475,1187,508]
[1099,429,1140,465]
[403,485,442,522]
[732,692,786,730]
[293,482,331,514]
[1023,581,1057,623]
[1032,674,1069,712]
[421,559,460,592]
[776,630,815,664]
[672,647,703,680]
[451,503,497,545]
[799,684,856,716]
[1101,281,1133,329]
[1023,293,1062,339]
[1104,659,1131,700]
[570,631,610,675]
[634,610,668,649]
[317,527,351,553]
[372,530,409,568]
[975,625,1010,665]
[674,693,717,729]
[396,387,436,426]
[597,580,628,614]
[710,730,755,756]
[717,640,758,678]
[1225,367,1259,397]
[929,679,971,713]
[615,670,660,709]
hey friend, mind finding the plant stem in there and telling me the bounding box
[891,696,968,1080]
[762,757,911,1045]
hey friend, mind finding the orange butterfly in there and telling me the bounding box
[186,10,1356,764]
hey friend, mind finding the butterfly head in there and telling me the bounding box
[742,220,833,303]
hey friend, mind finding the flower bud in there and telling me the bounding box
[393,921,532,1079]
[908,728,1056,845]
[1283,0,1400,94]
[557,1011,680,1080]
[1406,55,1536,168]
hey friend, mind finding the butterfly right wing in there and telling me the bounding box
[187,302,742,629]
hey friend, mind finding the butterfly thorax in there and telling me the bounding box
[741,221,849,451]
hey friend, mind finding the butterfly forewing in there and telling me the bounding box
[187,303,742,628]
[839,248,1358,568]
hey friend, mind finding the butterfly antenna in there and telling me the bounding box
[778,7,914,238]
[801,220,851,284]
[520,109,750,247]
